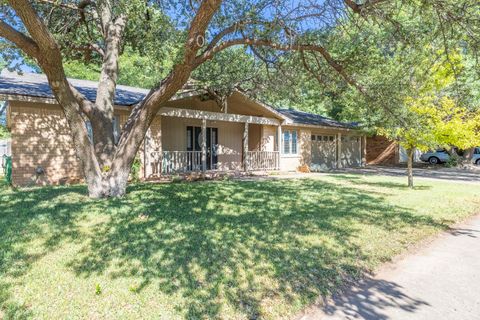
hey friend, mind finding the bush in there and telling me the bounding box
[445,155,459,168]
[130,157,141,182]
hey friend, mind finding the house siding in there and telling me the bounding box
[260,125,276,152]
[279,126,311,171]
[8,94,364,186]
[150,116,245,172]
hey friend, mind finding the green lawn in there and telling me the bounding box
[1,175,479,319]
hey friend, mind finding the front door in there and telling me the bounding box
[187,126,218,170]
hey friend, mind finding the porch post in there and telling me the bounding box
[243,122,249,171]
[277,125,282,170]
[337,132,342,169]
[201,118,207,172]
[361,135,367,167]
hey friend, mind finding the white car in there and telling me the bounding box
[420,148,480,165]
[473,147,480,165]
[419,149,451,164]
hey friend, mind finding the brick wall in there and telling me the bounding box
[10,101,83,186]
[10,101,130,186]
[366,135,399,165]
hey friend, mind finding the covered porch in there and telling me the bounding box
[143,107,282,178]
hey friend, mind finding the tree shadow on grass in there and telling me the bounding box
[71,179,443,318]
[0,178,446,319]
[0,183,90,318]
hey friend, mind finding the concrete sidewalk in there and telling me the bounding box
[298,215,480,320]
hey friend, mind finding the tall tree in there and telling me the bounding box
[0,0,478,197]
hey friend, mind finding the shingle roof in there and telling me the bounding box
[0,71,150,106]
[277,108,356,129]
[0,71,357,129]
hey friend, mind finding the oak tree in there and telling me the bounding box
[0,0,477,197]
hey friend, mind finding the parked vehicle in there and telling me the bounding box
[420,149,451,164]
[473,147,480,165]
[420,148,480,165]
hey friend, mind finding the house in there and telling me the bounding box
[0,72,366,186]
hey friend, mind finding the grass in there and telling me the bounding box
[0,174,479,319]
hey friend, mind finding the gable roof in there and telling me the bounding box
[0,71,150,106]
[0,71,357,130]
[278,109,356,129]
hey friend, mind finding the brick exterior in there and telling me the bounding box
[8,97,366,186]
[9,101,83,186]
[9,101,129,186]
[366,135,399,165]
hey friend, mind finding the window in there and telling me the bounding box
[311,135,316,141]
[329,136,334,142]
[85,115,121,144]
[283,131,290,154]
[475,147,480,155]
[282,130,298,155]
[85,121,93,142]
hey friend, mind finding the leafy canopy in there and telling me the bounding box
[379,54,480,152]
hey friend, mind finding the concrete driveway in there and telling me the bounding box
[297,215,480,320]
[337,165,480,184]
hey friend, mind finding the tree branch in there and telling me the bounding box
[344,0,389,13]
[194,38,366,93]
[34,0,86,11]
[0,20,40,58]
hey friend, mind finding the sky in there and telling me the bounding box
[1,0,343,75]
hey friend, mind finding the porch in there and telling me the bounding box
[143,106,282,177]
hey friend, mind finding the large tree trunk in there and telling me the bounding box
[407,148,414,188]
[3,0,221,198]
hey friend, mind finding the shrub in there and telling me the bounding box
[445,155,459,168]
[130,157,141,182]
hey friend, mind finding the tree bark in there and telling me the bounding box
[407,148,414,188]
[2,0,222,198]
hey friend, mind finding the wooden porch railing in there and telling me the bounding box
[246,151,280,171]
[148,150,280,176]
[152,151,203,175]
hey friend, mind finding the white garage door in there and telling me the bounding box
[341,136,362,167]
[311,134,337,169]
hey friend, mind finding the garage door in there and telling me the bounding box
[311,134,337,168]
[341,136,361,167]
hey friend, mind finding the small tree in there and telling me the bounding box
[380,96,480,188]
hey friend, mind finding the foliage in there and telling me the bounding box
[379,96,480,152]
[2,0,480,197]
[378,52,480,154]
[129,157,142,182]
[62,46,178,89]
[0,125,9,139]
[0,175,479,318]
[0,101,9,139]
[445,154,459,168]
[0,125,8,138]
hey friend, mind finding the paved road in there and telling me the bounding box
[338,166,480,184]
[298,215,480,320]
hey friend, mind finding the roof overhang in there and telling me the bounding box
[282,121,359,132]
